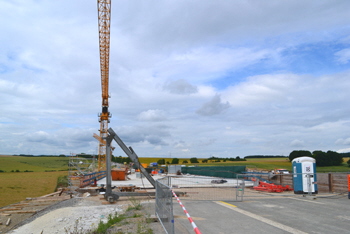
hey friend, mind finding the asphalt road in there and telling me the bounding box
[173,194,350,234]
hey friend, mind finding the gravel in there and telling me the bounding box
[8,197,124,234]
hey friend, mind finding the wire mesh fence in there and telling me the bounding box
[164,174,253,201]
[155,178,174,234]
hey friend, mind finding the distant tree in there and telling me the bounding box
[347,159,350,167]
[157,159,166,164]
[326,150,343,166]
[341,152,350,158]
[288,150,312,162]
[313,150,328,166]
[183,160,188,164]
[189,157,199,163]
[202,159,208,163]
[171,158,179,164]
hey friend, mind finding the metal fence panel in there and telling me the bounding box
[155,180,174,234]
[165,175,252,201]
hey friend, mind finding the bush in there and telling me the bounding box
[347,159,350,167]
[171,158,179,164]
[157,159,165,164]
[289,150,312,162]
[189,157,199,163]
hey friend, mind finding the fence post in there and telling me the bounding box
[279,174,283,185]
[328,173,334,193]
[347,174,350,199]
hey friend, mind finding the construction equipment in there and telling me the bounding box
[96,0,112,171]
[102,128,156,202]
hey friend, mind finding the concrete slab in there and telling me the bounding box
[97,173,254,189]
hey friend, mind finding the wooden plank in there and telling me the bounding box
[0,208,22,212]
[11,203,30,207]
[0,213,11,216]
[40,191,62,198]
[34,197,70,201]
[7,210,37,214]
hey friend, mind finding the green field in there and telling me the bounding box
[0,171,67,207]
[0,156,70,207]
[0,155,69,172]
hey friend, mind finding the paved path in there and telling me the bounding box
[173,194,350,233]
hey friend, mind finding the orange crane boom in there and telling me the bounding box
[97,0,112,171]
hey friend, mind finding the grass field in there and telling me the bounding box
[0,155,69,172]
[0,156,70,207]
[0,171,67,207]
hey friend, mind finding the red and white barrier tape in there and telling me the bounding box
[172,190,202,234]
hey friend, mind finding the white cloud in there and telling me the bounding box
[138,109,167,122]
[335,48,350,64]
[335,138,350,145]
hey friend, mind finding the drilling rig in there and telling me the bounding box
[95,0,112,171]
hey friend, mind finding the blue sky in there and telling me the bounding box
[1,0,350,158]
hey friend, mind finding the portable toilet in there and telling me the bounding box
[292,156,318,194]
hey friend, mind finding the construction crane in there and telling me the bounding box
[96,0,112,171]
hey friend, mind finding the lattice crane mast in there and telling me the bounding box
[96,0,112,171]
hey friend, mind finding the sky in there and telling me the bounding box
[1,0,350,158]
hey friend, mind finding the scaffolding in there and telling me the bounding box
[68,156,97,188]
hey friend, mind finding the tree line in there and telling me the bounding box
[288,150,344,167]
